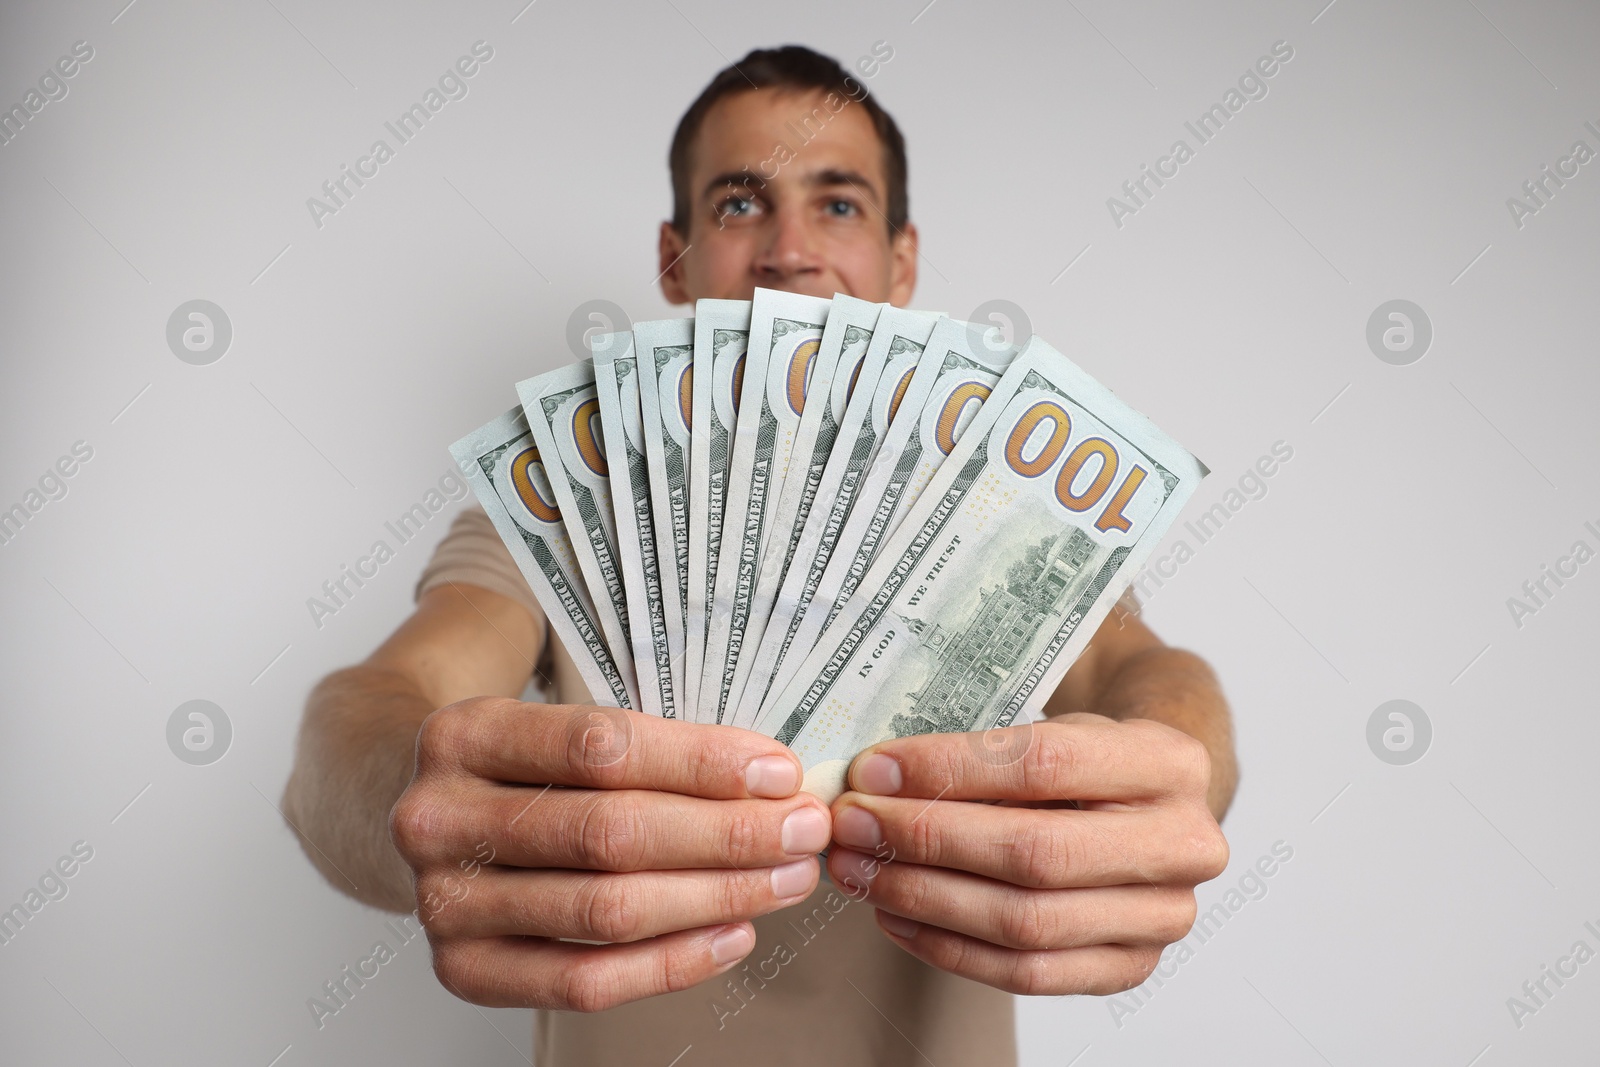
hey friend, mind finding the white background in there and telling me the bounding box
[2,0,1597,1063]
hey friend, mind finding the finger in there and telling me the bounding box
[831,794,1223,888]
[431,922,757,1012]
[421,858,821,941]
[867,909,1161,997]
[421,698,805,799]
[394,780,832,871]
[847,717,1209,803]
[826,847,1193,951]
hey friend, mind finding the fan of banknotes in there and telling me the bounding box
[451,289,1206,799]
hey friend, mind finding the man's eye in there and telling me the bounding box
[826,198,860,218]
[717,196,757,219]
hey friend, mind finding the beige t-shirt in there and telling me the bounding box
[416,506,1017,1066]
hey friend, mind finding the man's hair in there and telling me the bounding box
[668,45,908,237]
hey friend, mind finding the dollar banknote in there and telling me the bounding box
[683,299,751,722]
[756,335,1207,800]
[801,316,1021,644]
[450,406,636,709]
[516,361,643,711]
[698,289,834,727]
[751,306,946,720]
[592,332,680,719]
[723,294,885,728]
[631,317,695,710]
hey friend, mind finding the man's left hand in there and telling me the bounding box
[826,711,1229,995]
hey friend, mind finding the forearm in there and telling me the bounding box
[1051,646,1238,821]
[1106,647,1236,819]
[281,665,434,913]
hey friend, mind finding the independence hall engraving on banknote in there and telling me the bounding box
[891,528,1097,736]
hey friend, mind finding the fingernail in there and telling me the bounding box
[832,805,883,850]
[877,910,919,939]
[770,857,815,899]
[855,753,903,795]
[781,806,830,854]
[746,755,799,798]
[710,925,755,966]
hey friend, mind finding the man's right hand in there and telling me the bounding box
[389,695,830,1013]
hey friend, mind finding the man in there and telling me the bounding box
[283,45,1234,1065]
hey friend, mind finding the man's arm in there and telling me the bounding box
[1042,592,1238,820]
[281,581,543,913]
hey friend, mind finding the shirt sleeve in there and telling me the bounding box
[414,505,558,694]
[414,505,546,628]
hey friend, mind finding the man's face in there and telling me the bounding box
[658,86,918,307]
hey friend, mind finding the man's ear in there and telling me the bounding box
[658,221,692,305]
[887,220,919,308]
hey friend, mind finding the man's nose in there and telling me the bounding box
[754,209,822,281]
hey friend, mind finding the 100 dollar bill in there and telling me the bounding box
[726,294,884,727]
[517,361,643,711]
[450,407,635,708]
[804,316,1021,649]
[758,336,1207,800]
[752,307,945,719]
[632,318,696,711]
[593,332,680,719]
[699,289,833,727]
[683,299,751,722]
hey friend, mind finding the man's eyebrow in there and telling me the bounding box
[806,168,878,200]
[701,171,762,198]
[699,167,882,201]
